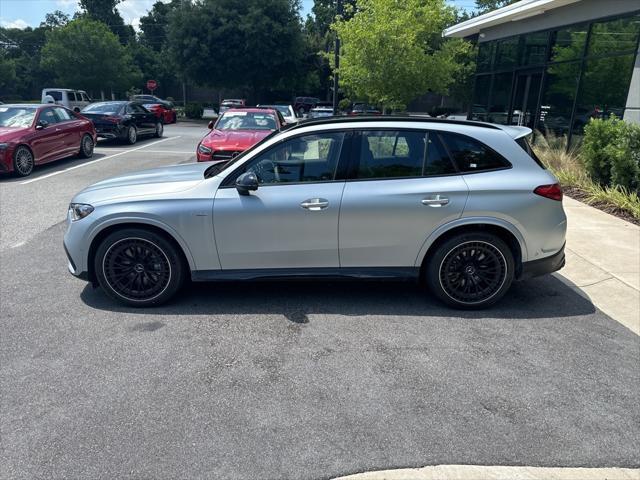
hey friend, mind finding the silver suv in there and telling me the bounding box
[64,117,566,308]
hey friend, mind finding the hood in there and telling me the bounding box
[202,128,272,150]
[0,126,31,142]
[72,162,210,205]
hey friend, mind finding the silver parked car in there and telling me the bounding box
[64,117,566,308]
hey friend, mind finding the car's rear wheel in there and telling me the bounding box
[426,232,514,309]
[79,134,94,158]
[125,125,137,145]
[94,228,185,307]
[13,145,34,177]
[154,121,163,138]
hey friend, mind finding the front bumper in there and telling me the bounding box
[519,243,565,280]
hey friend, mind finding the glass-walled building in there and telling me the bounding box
[444,0,640,145]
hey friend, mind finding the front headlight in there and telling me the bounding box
[68,203,94,221]
[198,143,212,155]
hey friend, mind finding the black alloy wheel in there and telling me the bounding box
[427,233,514,309]
[95,229,184,307]
[79,134,94,158]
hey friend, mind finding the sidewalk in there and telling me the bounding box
[559,196,640,335]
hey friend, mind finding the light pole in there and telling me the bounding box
[332,0,342,115]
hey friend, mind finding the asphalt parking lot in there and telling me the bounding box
[1,123,638,479]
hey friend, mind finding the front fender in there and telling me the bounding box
[413,216,528,267]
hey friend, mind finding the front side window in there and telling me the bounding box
[68,92,77,101]
[39,108,60,125]
[45,90,62,101]
[53,107,72,121]
[440,132,510,173]
[242,132,344,185]
[357,130,426,179]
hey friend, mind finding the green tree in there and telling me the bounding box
[475,0,518,14]
[332,0,471,110]
[41,18,141,97]
[77,0,134,44]
[167,0,304,99]
[139,0,181,52]
[0,53,17,97]
[41,10,70,29]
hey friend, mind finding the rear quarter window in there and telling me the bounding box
[440,132,511,173]
[516,136,546,169]
[46,91,62,101]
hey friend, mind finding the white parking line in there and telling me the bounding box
[20,137,179,185]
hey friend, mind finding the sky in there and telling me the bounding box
[0,0,478,30]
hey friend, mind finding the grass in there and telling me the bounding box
[532,131,640,223]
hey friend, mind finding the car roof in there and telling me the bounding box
[286,115,505,132]
[224,107,277,114]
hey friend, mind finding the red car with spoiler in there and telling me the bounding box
[196,108,284,162]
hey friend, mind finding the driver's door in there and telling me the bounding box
[213,132,348,270]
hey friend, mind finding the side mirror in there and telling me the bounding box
[35,120,49,130]
[235,171,259,196]
[207,120,214,130]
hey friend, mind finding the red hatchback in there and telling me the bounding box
[0,104,96,177]
[196,108,284,162]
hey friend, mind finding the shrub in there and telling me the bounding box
[338,98,352,112]
[608,122,640,191]
[184,102,203,119]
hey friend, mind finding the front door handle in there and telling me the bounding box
[300,198,329,211]
[422,195,449,207]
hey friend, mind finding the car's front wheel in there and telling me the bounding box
[13,145,34,177]
[94,228,185,307]
[426,232,514,309]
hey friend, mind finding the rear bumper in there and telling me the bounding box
[519,243,565,280]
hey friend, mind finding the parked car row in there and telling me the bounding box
[0,99,169,177]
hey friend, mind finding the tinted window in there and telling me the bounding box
[39,108,60,124]
[45,90,62,101]
[538,61,580,135]
[357,130,425,179]
[520,31,549,66]
[588,15,640,56]
[53,107,72,121]
[476,41,495,73]
[244,132,344,184]
[440,132,510,172]
[425,133,456,176]
[488,72,513,124]
[68,92,77,101]
[494,36,519,69]
[549,24,588,63]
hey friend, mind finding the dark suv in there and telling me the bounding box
[293,97,320,116]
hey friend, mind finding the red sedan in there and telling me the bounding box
[196,108,283,162]
[143,103,177,124]
[0,104,96,177]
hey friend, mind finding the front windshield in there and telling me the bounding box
[215,111,277,131]
[0,106,37,128]
[263,105,290,116]
[82,103,124,115]
[204,129,281,179]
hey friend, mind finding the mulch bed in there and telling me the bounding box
[564,186,639,226]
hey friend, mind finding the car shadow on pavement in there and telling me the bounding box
[0,152,108,183]
[80,274,596,320]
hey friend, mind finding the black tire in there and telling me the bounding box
[154,121,164,138]
[125,125,137,145]
[94,228,185,307]
[79,134,94,158]
[425,232,514,309]
[13,145,34,177]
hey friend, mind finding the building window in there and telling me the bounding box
[477,41,495,73]
[495,36,519,69]
[538,61,581,136]
[520,31,549,66]
[471,75,491,121]
[549,23,589,63]
[571,54,636,142]
[488,72,513,124]
[588,14,640,56]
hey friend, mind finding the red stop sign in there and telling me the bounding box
[146,79,157,91]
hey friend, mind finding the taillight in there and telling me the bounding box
[104,116,121,123]
[534,183,563,201]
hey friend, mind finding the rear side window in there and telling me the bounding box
[68,92,77,101]
[440,132,511,172]
[516,136,546,169]
[53,107,72,121]
[425,133,457,176]
[357,130,425,179]
[46,90,62,101]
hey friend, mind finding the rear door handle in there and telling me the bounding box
[422,195,449,207]
[300,198,329,211]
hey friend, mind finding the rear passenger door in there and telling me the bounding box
[53,107,81,155]
[338,130,469,268]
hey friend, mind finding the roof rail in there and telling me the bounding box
[286,114,501,131]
